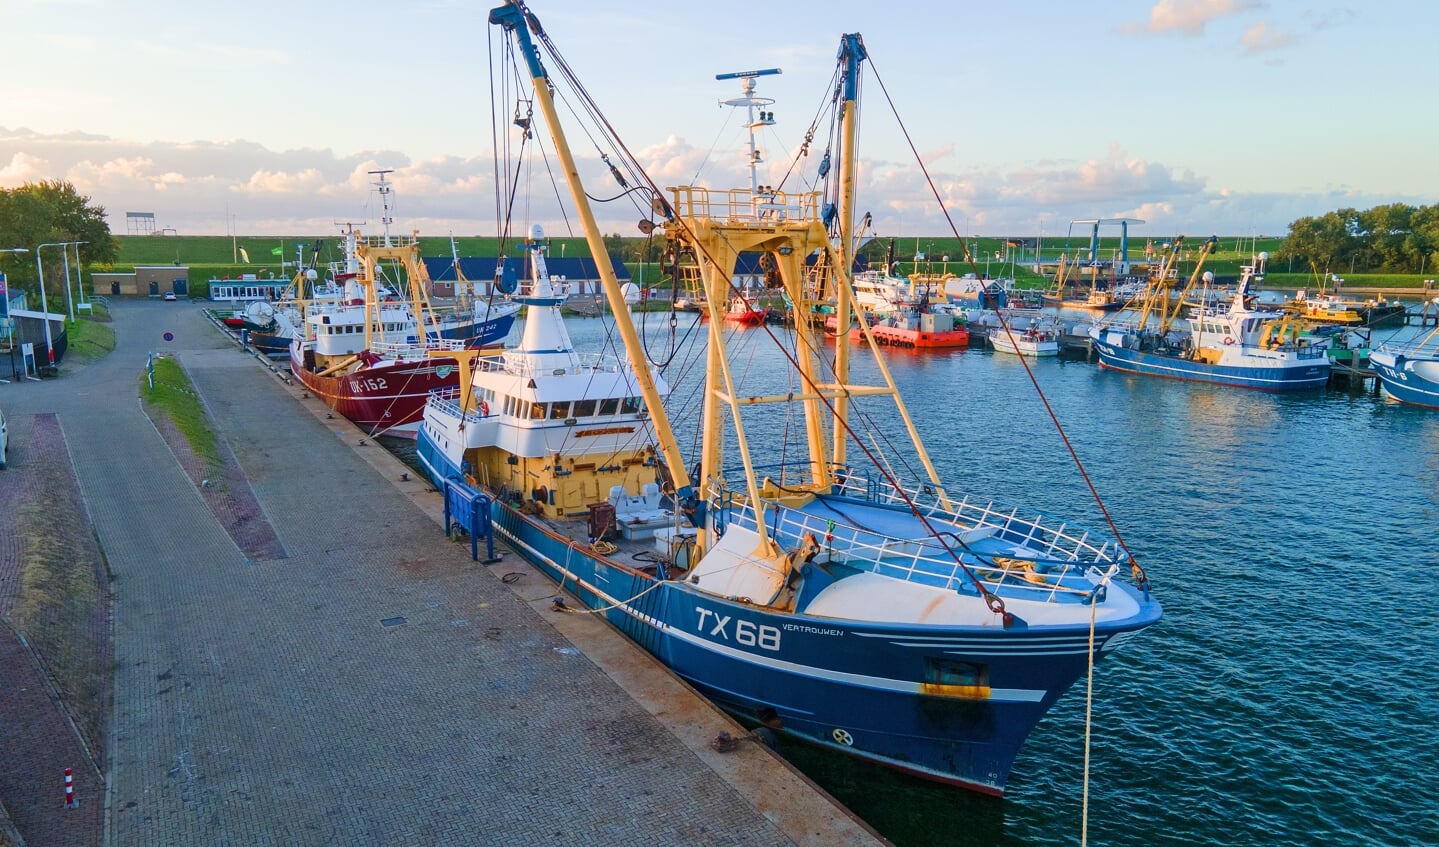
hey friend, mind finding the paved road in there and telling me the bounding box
[0,301,881,846]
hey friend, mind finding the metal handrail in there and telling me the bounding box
[1377,336,1439,356]
[727,497,1106,603]
[669,186,823,225]
[831,473,1115,560]
[370,338,469,359]
[474,352,629,379]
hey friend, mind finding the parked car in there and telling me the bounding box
[0,407,8,469]
[163,292,177,301]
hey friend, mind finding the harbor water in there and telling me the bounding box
[393,314,1439,847]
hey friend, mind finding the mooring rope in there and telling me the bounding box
[1081,590,1099,847]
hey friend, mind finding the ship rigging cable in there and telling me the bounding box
[865,56,1149,588]
[504,16,1127,619]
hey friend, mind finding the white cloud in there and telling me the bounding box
[1121,0,1265,36]
[0,151,51,182]
[0,126,1425,241]
[1239,20,1296,55]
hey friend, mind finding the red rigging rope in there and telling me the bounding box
[512,25,1021,620]
[867,54,1150,590]
[509,19,1146,610]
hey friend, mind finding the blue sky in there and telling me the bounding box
[1,0,1432,243]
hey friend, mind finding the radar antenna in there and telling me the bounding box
[716,68,781,194]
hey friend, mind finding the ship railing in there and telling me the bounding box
[515,279,573,299]
[476,352,626,378]
[668,185,822,226]
[370,338,469,360]
[427,386,485,422]
[359,234,418,249]
[830,472,1117,564]
[1376,336,1439,357]
[1283,342,1323,358]
[729,499,1106,603]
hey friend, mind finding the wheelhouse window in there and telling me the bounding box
[622,397,642,414]
[550,401,571,420]
[598,398,620,415]
[572,399,597,418]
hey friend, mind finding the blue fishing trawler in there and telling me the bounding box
[1371,314,1439,408]
[418,1,1161,795]
[1090,244,1331,390]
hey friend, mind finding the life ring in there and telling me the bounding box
[1223,336,1235,346]
[479,400,490,416]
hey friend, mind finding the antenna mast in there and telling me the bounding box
[715,68,781,193]
[369,169,396,246]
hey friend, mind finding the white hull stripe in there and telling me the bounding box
[497,524,1048,703]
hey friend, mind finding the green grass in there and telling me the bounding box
[140,356,223,473]
[114,233,1432,297]
[112,234,650,296]
[64,315,116,365]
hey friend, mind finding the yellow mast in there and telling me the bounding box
[494,8,959,564]
[490,1,691,499]
[1135,235,1185,330]
[831,38,862,473]
[1159,236,1218,335]
[829,35,952,505]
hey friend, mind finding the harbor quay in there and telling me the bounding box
[0,300,882,847]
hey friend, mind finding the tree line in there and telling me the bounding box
[1279,202,1438,275]
[0,181,118,297]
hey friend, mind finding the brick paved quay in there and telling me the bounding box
[0,300,883,847]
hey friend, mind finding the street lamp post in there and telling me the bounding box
[67,241,88,314]
[61,241,76,320]
[36,242,70,365]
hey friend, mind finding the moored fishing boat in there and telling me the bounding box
[721,293,769,325]
[242,273,337,358]
[988,323,1059,357]
[290,173,518,436]
[826,268,970,349]
[256,207,518,361]
[439,2,1160,795]
[1284,290,1362,324]
[1274,273,1410,329]
[1040,254,1126,312]
[852,305,969,348]
[1089,243,1331,390]
[1371,308,1439,408]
